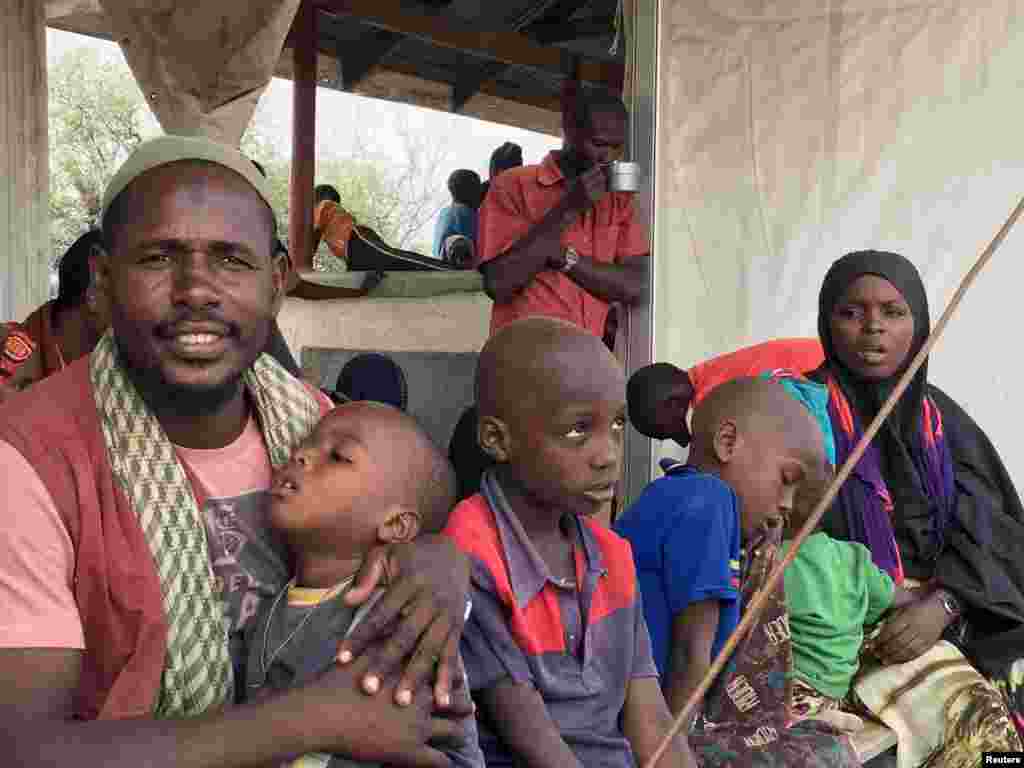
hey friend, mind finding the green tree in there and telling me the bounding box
[48,42,452,272]
[48,46,158,262]
[242,111,452,269]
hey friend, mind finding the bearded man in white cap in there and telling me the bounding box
[0,136,471,768]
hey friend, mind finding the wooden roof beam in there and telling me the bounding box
[519,0,591,30]
[338,29,405,90]
[377,59,563,113]
[448,0,588,115]
[529,17,615,45]
[314,0,620,87]
[450,60,508,114]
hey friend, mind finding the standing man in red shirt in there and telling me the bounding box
[477,89,649,339]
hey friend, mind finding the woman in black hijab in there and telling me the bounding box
[810,250,1024,740]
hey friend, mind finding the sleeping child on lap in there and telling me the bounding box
[244,401,483,768]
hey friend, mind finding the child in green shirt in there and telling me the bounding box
[782,462,917,717]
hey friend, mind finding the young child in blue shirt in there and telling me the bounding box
[619,373,920,727]
[615,377,828,718]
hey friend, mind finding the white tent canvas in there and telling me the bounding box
[652,0,1024,482]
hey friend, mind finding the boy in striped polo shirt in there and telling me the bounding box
[444,317,693,768]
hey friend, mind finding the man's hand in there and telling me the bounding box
[339,536,471,711]
[873,590,952,664]
[547,248,574,273]
[574,164,610,209]
[284,656,461,768]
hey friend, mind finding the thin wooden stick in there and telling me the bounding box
[644,196,1024,768]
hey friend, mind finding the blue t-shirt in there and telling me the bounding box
[614,462,741,678]
[432,203,478,258]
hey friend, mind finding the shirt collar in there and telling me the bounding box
[537,151,568,188]
[659,457,690,474]
[481,469,604,609]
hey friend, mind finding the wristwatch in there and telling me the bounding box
[560,246,580,274]
[935,589,962,619]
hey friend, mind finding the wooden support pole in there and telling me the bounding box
[289,1,317,272]
[0,0,48,321]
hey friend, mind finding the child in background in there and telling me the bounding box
[433,170,483,268]
[444,317,693,768]
[245,401,483,768]
[625,338,825,449]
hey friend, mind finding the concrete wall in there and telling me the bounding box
[276,293,492,379]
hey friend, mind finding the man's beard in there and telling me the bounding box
[122,355,246,416]
[108,308,267,418]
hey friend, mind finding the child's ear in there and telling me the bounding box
[377,505,421,545]
[478,414,511,463]
[711,418,741,463]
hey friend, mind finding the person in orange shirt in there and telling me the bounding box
[627,338,826,448]
[309,183,448,277]
[313,184,357,262]
[477,89,649,339]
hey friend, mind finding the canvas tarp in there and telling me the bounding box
[98,0,300,145]
[652,0,1024,482]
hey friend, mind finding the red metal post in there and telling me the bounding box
[289,0,317,272]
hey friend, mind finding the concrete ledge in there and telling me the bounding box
[299,269,484,299]
[277,293,491,377]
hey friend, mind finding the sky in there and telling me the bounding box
[46,28,561,201]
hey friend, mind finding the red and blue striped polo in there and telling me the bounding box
[444,473,659,768]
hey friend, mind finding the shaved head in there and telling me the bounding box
[688,376,823,473]
[692,377,822,462]
[627,362,694,444]
[477,317,624,421]
[690,377,826,540]
[476,317,626,518]
[322,402,456,532]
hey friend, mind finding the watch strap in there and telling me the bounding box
[936,589,961,618]
[561,247,580,273]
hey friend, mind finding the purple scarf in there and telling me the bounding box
[825,373,955,582]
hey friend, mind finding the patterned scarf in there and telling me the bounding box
[89,331,320,717]
[815,250,956,584]
[692,522,861,768]
[825,374,955,584]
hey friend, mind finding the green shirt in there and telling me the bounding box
[781,532,894,699]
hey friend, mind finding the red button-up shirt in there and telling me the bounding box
[478,151,649,338]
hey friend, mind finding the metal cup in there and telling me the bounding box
[608,161,642,192]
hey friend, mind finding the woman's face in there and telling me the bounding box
[829,274,916,381]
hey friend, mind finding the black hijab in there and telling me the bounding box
[815,250,953,579]
[817,249,931,441]
[817,251,1024,645]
